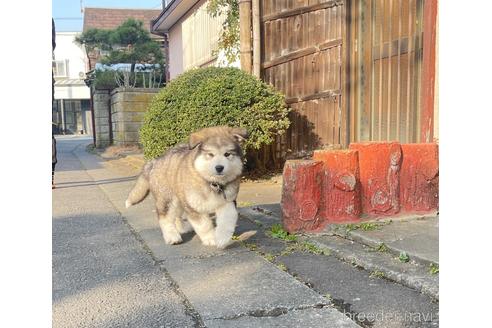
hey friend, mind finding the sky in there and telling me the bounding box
[52,0,164,32]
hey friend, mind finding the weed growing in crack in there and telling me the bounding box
[341,221,392,233]
[277,263,288,271]
[429,263,439,275]
[268,224,297,241]
[399,251,410,263]
[242,242,258,251]
[299,241,330,255]
[370,270,386,279]
[377,243,388,252]
[263,252,276,262]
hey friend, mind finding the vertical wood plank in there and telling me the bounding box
[377,0,384,140]
[420,0,437,142]
[405,0,414,142]
[396,0,402,140]
[361,0,373,141]
[386,0,392,140]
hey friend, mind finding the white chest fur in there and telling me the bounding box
[185,189,228,214]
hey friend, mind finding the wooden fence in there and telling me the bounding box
[246,0,435,169]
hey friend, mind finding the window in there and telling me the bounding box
[53,60,69,78]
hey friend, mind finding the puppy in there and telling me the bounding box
[125,126,248,249]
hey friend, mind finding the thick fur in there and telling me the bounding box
[126,126,248,249]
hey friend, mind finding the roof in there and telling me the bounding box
[83,7,163,37]
[152,0,198,33]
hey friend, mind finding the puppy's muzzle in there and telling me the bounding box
[215,165,224,174]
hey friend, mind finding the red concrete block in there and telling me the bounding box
[400,143,439,213]
[281,160,325,233]
[349,142,402,217]
[313,149,362,222]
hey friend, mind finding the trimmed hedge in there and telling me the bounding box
[140,67,290,159]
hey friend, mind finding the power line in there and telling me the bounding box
[53,17,83,20]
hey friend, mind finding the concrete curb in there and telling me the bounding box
[241,204,439,301]
[335,226,439,268]
[304,236,439,301]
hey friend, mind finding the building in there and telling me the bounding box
[52,32,92,135]
[153,0,438,164]
[82,7,164,72]
[151,0,239,80]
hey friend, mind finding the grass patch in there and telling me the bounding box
[263,253,276,262]
[242,242,258,251]
[299,241,330,255]
[399,251,410,263]
[280,244,297,256]
[370,270,386,279]
[376,243,388,252]
[268,224,297,242]
[277,263,288,271]
[429,263,439,275]
[341,221,392,233]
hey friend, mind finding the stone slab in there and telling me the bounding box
[346,217,439,265]
[278,252,439,328]
[205,307,359,328]
[164,251,330,321]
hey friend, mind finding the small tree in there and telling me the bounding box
[140,67,290,171]
[207,0,240,64]
[75,19,165,88]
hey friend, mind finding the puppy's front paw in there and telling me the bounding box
[200,233,216,246]
[163,231,183,245]
[215,230,234,249]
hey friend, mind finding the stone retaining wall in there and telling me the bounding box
[110,88,159,146]
[93,89,111,148]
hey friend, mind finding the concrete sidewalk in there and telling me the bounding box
[55,137,358,327]
[241,204,439,300]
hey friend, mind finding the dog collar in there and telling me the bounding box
[210,182,224,193]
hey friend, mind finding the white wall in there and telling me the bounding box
[54,32,90,99]
[169,23,183,79]
[167,0,239,80]
[54,32,88,80]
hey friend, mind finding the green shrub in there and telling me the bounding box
[92,69,118,90]
[140,67,290,159]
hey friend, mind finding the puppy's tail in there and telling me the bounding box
[125,174,150,208]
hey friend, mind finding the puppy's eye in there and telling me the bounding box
[224,152,231,158]
[207,153,214,158]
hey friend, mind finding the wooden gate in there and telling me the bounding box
[348,0,424,143]
[260,0,347,159]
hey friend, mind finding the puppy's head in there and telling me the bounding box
[190,126,248,183]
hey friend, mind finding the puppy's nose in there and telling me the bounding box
[215,165,224,173]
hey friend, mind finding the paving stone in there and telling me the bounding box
[278,252,439,328]
[205,307,359,328]
[163,251,330,321]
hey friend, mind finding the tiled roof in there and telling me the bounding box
[83,7,162,36]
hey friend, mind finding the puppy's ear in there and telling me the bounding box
[231,127,249,143]
[189,131,205,149]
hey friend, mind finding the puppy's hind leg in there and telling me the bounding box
[157,199,183,245]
